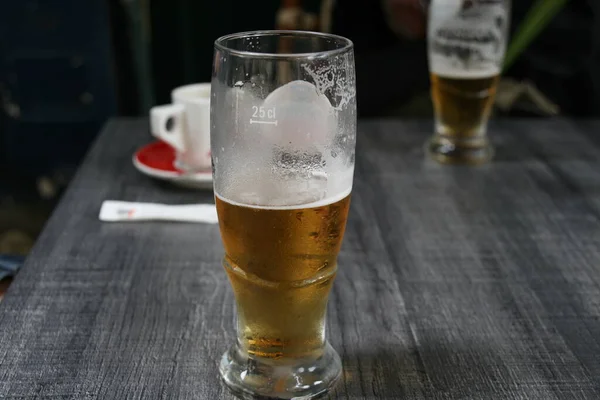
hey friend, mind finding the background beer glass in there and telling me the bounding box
[427,0,511,164]
[211,31,356,399]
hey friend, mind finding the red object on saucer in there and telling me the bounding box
[135,140,181,174]
[133,141,213,189]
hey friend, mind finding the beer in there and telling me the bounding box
[212,30,355,398]
[426,0,510,164]
[215,191,351,360]
[430,71,500,138]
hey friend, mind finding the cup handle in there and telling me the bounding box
[150,104,186,152]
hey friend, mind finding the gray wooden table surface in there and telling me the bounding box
[1,118,600,399]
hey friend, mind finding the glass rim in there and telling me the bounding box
[214,30,354,60]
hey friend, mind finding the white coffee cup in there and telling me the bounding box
[150,83,211,171]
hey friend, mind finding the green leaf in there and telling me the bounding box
[503,0,569,72]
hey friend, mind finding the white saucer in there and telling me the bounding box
[132,141,213,189]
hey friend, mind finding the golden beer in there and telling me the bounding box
[431,72,500,138]
[215,192,351,360]
[428,71,500,164]
[213,30,355,398]
[426,0,510,165]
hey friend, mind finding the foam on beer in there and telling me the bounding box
[430,63,500,80]
[215,150,354,210]
[215,185,352,211]
[214,79,355,209]
[215,152,355,209]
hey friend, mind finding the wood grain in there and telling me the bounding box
[1,118,600,399]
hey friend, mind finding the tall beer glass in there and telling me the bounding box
[211,31,356,399]
[427,0,511,164]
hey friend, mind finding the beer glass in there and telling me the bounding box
[211,31,356,399]
[427,0,511,164]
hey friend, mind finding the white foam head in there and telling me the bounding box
[215,79,353,209]
[431,64,500,79]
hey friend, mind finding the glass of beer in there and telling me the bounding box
[211,31,356,399]
[427,0,511,164]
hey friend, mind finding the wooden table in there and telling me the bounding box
[1,118,600,399]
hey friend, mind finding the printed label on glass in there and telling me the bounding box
[428,0,509,78]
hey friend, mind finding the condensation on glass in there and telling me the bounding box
[211,30,356,399]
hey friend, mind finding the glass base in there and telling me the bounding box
[219,341,341,399]
[427,134,494,165]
